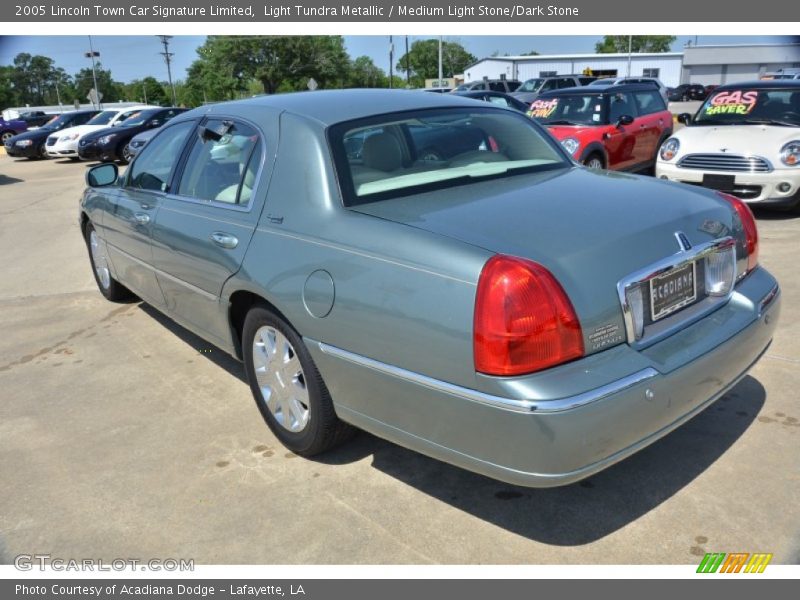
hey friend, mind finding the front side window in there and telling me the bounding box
[518,78,544,92]
[177,119,261,205]
[693,88,800,126]
[331,108,569,206]
[127,120,195,192]
[609,92,637,122]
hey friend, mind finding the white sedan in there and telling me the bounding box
[46,105,155,159]
[657,81,800,211]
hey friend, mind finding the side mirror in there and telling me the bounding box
[616,114,634,127]
[677,113,692,125]
[86,163,118,187]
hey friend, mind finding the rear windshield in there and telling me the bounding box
[528,94,608,125]
[693,87,800,126]
[330,107,569,206]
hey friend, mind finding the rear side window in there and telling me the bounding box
[633,90,667,115]
[579,77,595,85]
[127,120,195,192]
[177,119,260,205]
[557,78,575,89]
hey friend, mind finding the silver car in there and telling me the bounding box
[80,90,780,487]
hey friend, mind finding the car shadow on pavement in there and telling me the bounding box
[137,303,247,383]
[0,174,23,185]
[318,376,765,546]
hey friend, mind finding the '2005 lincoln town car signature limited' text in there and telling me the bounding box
[80,90,780,487]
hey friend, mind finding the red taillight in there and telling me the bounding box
[474,255,584,376]
[718,192,759,273]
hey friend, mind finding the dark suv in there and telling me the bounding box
[511,75,597,103]
[452,79,522,94]
[667,84,708,101]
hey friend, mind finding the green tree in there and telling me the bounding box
[0,65,16,108]
[187,36,350,96]
[595,36,676,53]
[123,77,169,105]
[396,39,476,87]
[73,62,122,104]
[347,55,386,88]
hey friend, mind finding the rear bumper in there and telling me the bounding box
[308,266,780,487]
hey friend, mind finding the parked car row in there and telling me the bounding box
[77,88,780,488]
[3,106,187,164]
[452,78,800,212]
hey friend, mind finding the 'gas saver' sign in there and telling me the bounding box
[704,90,759,115]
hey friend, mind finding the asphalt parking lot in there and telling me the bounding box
[0,154,798,565]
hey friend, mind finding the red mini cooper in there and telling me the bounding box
[528,83,673,172]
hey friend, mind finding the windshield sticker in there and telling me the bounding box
[704,90,759,115]
[592,113,600,122]
[528,98,559,119]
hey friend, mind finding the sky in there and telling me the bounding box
[0,35,797,83]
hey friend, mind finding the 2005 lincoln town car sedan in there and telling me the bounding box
[80,90,780,487]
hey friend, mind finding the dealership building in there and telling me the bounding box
[463,43,800,88]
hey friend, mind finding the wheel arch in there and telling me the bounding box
[227,288,294,361]
[578,142,608,167]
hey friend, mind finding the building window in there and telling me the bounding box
[642,68,660,78]
[539,71,557,77]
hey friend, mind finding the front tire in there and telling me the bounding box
[584,154,604,169]
[242,305,354,456]
[84,222,134,302]
[119,142,133,165]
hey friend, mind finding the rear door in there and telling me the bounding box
[150,116,273,344]
[101,119,196,306]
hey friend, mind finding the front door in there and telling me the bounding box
[102,119,196,306]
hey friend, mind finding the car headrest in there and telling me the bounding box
[362,132,403,172]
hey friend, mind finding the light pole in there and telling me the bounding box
[438,36,443,85]
[84,35,102,109]
[627,35,633,77]
[389,36,394,89]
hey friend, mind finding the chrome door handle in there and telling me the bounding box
[210,232,238,249]
[133,213,150,224]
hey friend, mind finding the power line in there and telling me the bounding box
[158,35,177,105]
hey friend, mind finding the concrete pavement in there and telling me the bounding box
[0,155,798,565]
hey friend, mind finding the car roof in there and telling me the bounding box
[192,89,501,127]
[538,83,660,96]
[715,79,800,90]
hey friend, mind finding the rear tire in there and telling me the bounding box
[242,305,355,456]
[83,222,134,302]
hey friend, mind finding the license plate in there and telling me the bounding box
[650,262,697,321]
[702,173,735,191]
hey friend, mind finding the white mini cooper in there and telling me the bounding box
[656,81,800,211]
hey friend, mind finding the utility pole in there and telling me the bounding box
[389,36,394,89]
[405,35,410,87]
[84,36,102,109]
[158,35,177,105]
